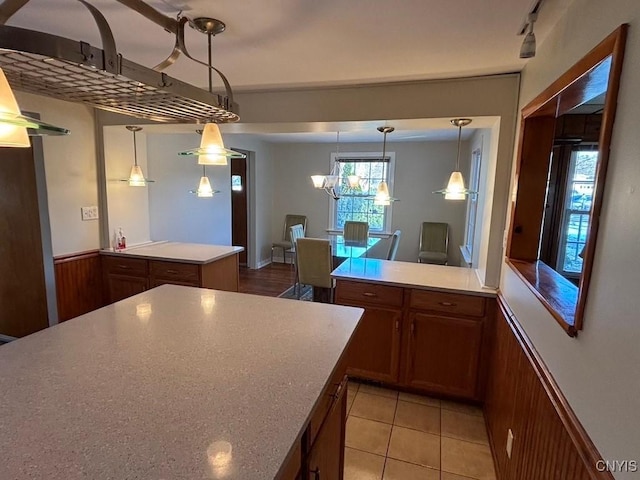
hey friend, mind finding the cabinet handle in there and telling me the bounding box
[410,321,415,336]
[166,269,179,274]
[310,467,320,480]
[329,379,345,401]
[439,301,457,307]
[395,319,399,331]
[118,264,131,270]
[362,292,377,297]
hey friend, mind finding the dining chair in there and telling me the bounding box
[387,229,402,260]
[289,224,306,296]
[343,221,369,247]
[295,238,334,302]
[272,214,307,264]
[418,222,449,265]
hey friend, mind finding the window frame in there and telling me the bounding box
[462,147,482,265]
[327,151,396,234]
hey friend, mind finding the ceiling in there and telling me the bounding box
[5,0,567,142]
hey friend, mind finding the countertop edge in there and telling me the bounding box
[100,246,243,265]
[331,274,498,298]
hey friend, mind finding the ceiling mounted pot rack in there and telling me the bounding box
[0,0,239,123]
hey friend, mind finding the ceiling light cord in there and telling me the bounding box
[455,122,462,171]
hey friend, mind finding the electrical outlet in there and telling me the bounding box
[81,206,99,221]
[506,429,514,458]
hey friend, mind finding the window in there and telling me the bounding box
[557,148,598,276]
[463,147,482,263]
[329,152,395,233]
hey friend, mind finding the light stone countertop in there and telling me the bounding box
[332,258,498,297]
[101,241,244,264]
[0,285,363,480]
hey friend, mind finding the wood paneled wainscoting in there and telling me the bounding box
[485,297,613,480]
[54,250,106,322]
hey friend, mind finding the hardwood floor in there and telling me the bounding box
[238,263,296,297]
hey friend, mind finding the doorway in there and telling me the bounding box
[231,152,249,265]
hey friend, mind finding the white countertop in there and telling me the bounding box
[0,285,363,480]
[332,258,498,297]
[101,241,244,264]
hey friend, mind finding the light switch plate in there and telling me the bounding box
[506,429,514,458]
[81,206,99,221]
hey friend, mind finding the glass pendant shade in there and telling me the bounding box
[443,171,467,200]
[128,165,147,186]
[348,175,360,188]
[311,175,326,188]
[0,68,68,146]
[179,123,245,165]
[374,181,392,206]
[434,118,476,200]
[197,175,214,197]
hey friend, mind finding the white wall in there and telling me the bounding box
[103,126,151,248]
[14,92,100,256]
[271,140,469,265]
[146,133,232,246]
[501,1,640,476]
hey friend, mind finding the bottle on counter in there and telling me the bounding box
[115,227,126,251]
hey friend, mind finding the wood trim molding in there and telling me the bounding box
[496,295,614,480]
[54,249,102,264]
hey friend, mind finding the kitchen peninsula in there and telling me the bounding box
[101,241,244,303]
[332,258,497,401]
[0,285,363,479]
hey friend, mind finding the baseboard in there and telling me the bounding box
[256,258,272,269]
[0,333,17,343]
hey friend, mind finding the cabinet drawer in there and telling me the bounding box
[150,261,200,283]
[103,256,148,277]
[409,290,486,317]
[336,280,403,308]
[308,359,346,448]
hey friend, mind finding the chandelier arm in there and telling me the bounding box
[178,26,235,106]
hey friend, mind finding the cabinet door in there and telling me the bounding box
[346,307,402,384]
[107,275,148,303]
[307,380,346,480]
[404,312,483,399]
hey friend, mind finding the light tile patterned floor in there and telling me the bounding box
[345,381,496,480]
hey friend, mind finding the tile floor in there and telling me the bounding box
[344,381,496,480]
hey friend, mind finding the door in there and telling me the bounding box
[0,146,50,337]
[346,307,402,383]
[231,155,248,265]
[404,312,484,399]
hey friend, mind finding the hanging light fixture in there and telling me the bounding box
[190,165,220,198]
[519,13,538,59]
[367,126,398,206]
[122,126,153,187]
[178,18,245,165]
[434,118,476,200]
[0,68,69,147]
[310,131,344,200]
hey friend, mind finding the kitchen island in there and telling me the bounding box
[332,258,497,401]
[0,284,363,479]
[101,241,244,303]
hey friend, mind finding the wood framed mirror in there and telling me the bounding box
[506,25,628,336]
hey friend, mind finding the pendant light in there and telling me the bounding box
[0,68,68,147]
[191,165,220,198]
[368,126,398,206]
[310,131,343,200]
[123,126,153,187]
[434,118,476,200]
[177,19,245,165]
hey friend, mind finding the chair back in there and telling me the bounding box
[387,230,402,260]
[289,224,305,248]
[420,222,449,254]
[283,214,307,242]
[295,238,333,289]
[343,221,369,246]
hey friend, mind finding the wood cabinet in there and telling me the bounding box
[335,279,494,401]
[102,253,239,304]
